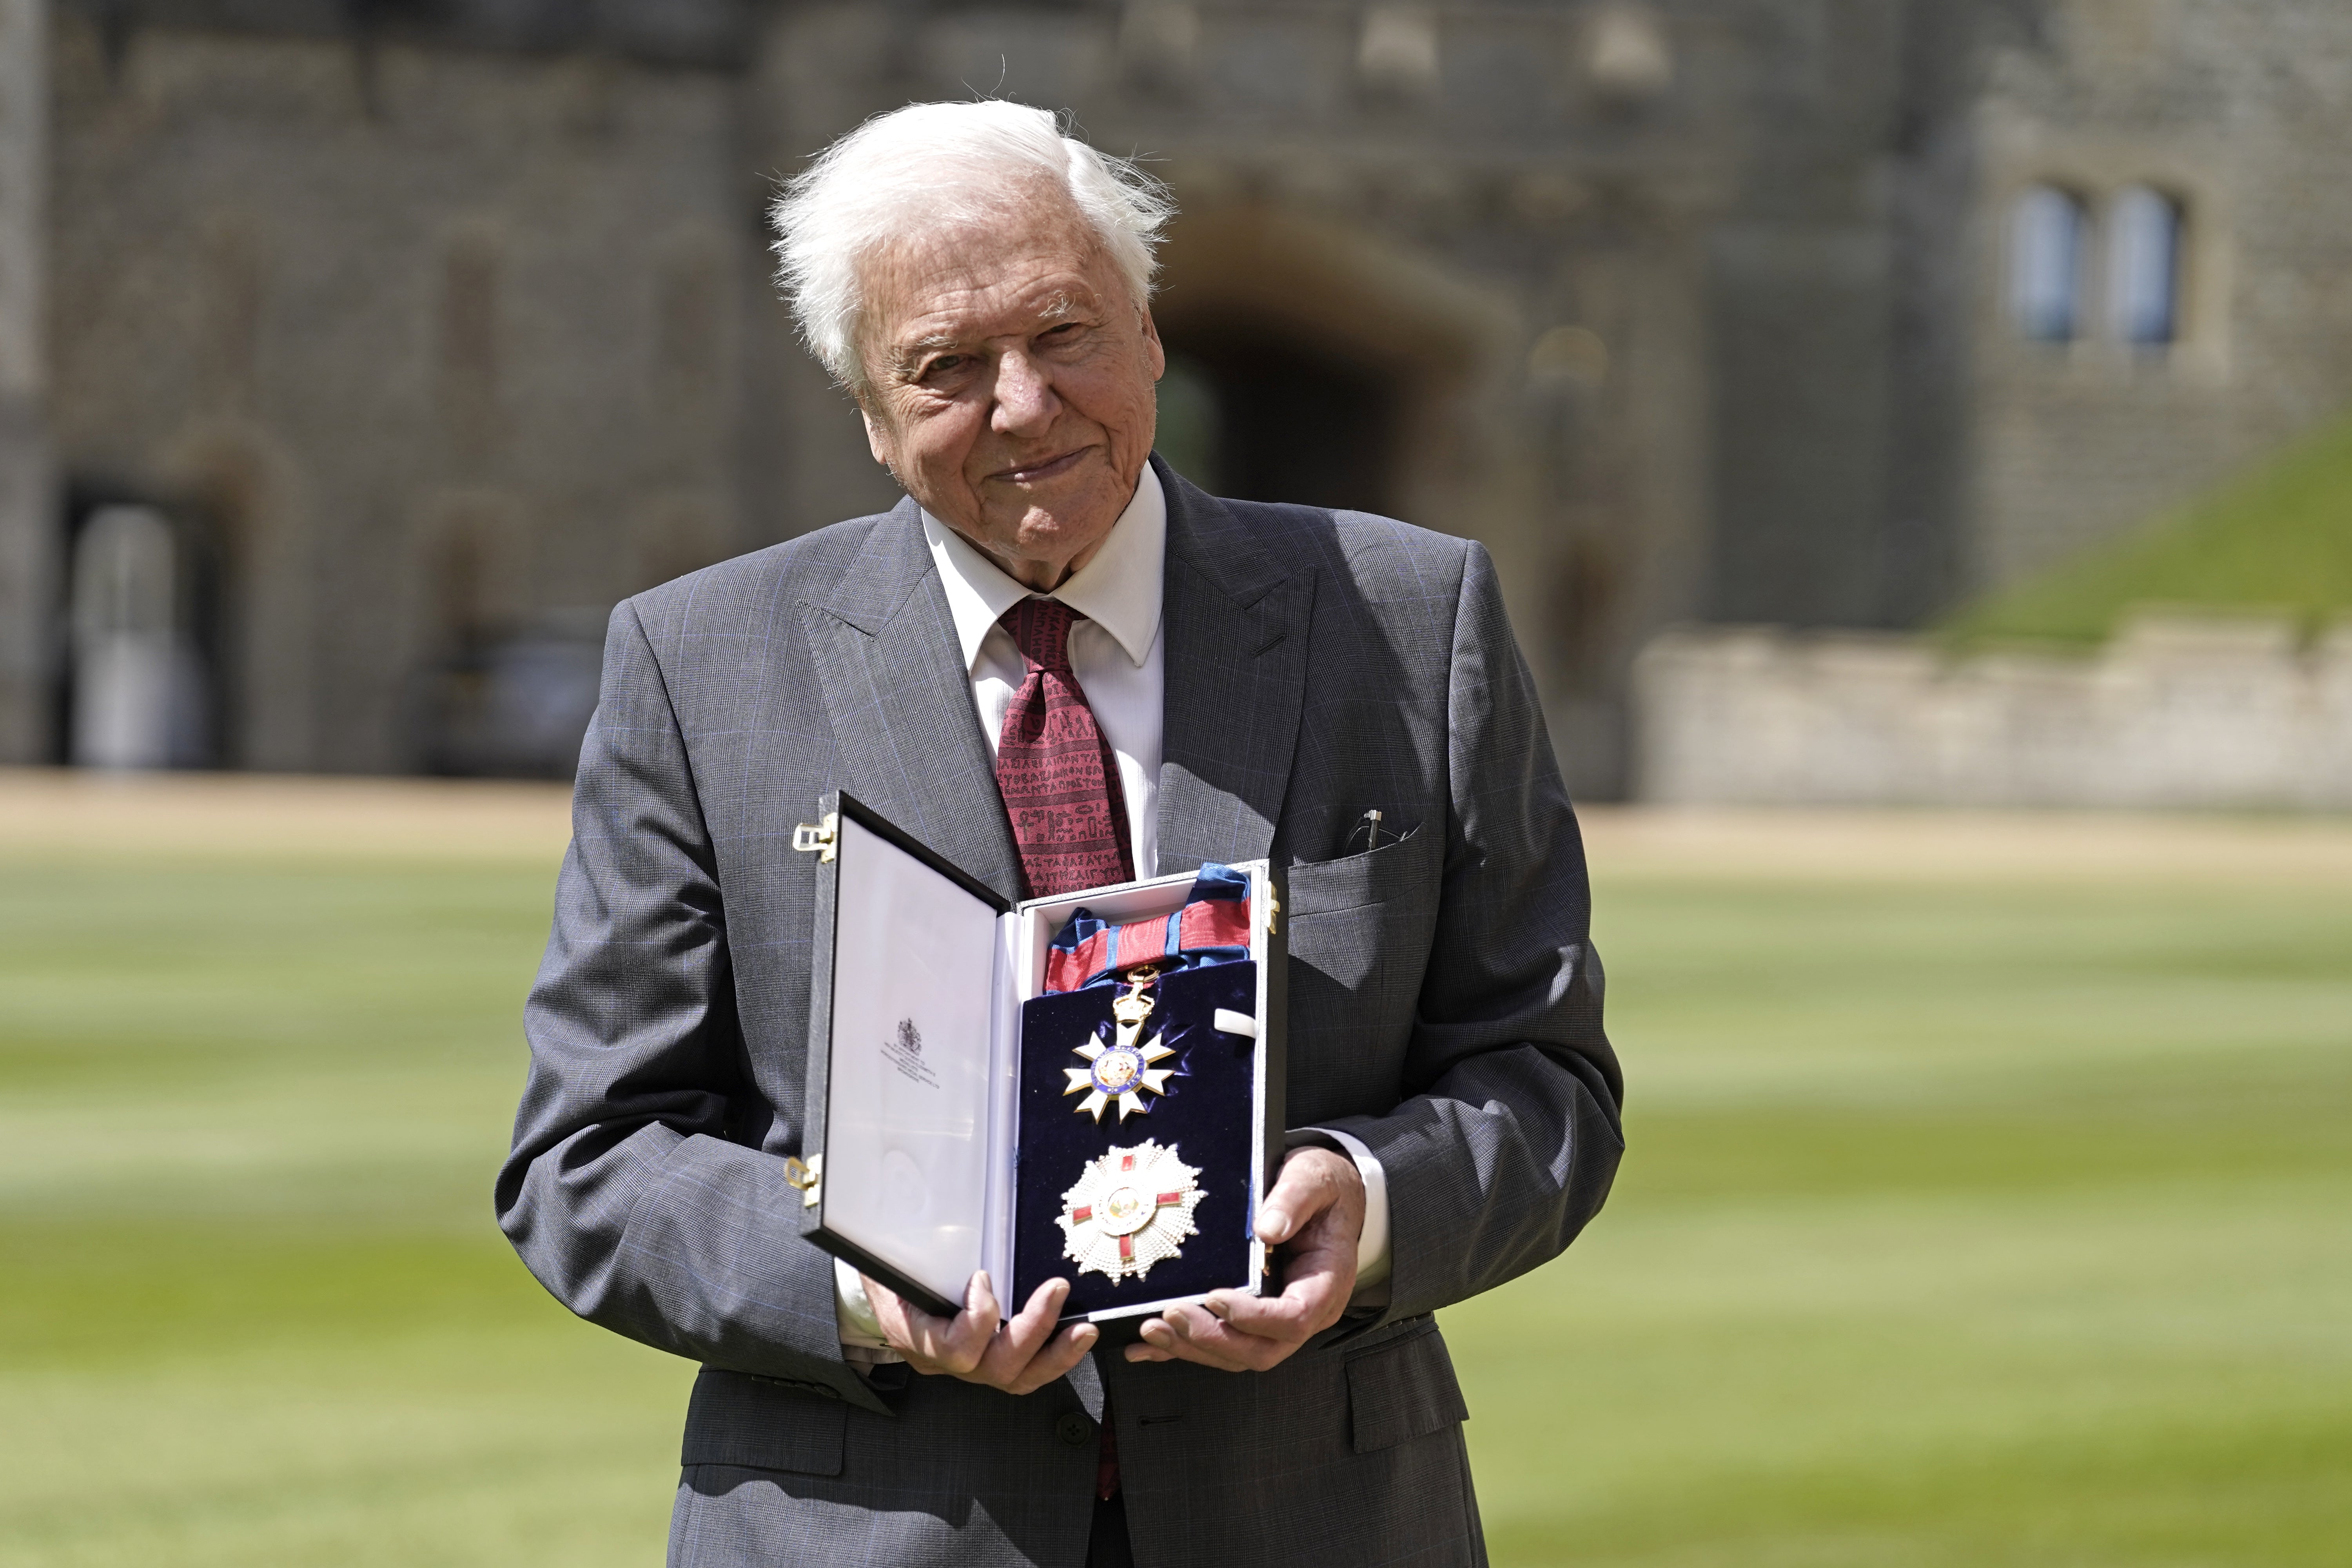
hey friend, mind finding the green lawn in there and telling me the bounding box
[3,837,2348,1565]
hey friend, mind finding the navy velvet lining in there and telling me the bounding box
[1012,962,1260,1316]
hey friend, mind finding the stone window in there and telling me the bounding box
[2106,184,2183,347]
[2008,183,2089,343]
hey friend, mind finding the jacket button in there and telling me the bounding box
[1055,1412,1096,1447]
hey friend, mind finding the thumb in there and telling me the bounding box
[1260,1154,1345,1245]
[966,1269,1003,1332]
[960,1260,1007,1335]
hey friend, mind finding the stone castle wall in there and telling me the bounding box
[0,0,51,763]
[29,0,1937,788]
[44,18,753,771]
[13,0,2352,786]
[1962,0,2352,592]
[1633,614,2352,809]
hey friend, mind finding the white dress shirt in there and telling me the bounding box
[927,463,1169,869]
[837,465,1390,1354]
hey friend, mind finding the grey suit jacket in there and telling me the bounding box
[497,458,1622,1568]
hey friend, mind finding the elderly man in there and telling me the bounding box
[498,101,1621,1568]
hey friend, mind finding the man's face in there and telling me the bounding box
[855,191,1165,590]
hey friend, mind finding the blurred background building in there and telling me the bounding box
[2,0,2349,795]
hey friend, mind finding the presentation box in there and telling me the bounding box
[789,790,1287,1327]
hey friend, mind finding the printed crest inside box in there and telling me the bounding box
[796,790,1286,1327]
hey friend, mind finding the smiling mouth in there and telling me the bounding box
[996,448,1092,485]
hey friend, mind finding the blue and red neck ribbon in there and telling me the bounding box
[1042,864,1252,995]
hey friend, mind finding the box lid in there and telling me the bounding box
[799,791,1011,1317]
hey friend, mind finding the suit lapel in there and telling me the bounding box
[797,498,1024,901]
[1154,459,1314,873]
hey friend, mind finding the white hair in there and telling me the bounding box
[768,100,1175,393]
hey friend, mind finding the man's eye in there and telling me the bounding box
[921,355,965,380]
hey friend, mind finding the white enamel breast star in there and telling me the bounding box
[1059,1140,1203,1282]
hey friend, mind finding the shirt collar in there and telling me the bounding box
[922,462,1166,673]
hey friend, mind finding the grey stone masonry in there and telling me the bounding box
[1961,1,2352,593]
[1633,613,2352,810]
[44,18,752,772]
[0,0,51,764]
[22,1,2352,788]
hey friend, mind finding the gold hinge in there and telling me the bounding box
[784,1152,823,1207]
[791,813,838,863]
[1265,885,1281,936]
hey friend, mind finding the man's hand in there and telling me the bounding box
[1125,1144,1365,1372]
[863,1270,1098,1395]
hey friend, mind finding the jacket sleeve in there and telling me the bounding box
[493,600,887,1414]
[1312,541,1624,1325]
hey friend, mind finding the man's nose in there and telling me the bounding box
[991,350,1060,435]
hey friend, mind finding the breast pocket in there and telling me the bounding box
[1287,824,1434,922]
[1283,828,1443,1114]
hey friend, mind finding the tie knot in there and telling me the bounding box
[1002,597,1080,674]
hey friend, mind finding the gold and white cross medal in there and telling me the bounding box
[1065,969,1178,1122]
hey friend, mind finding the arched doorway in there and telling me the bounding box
[1148,202,1507,528]
[1153,324,1399,517]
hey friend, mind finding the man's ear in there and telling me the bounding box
[1140,308,1167,382]
[860,405,895,470]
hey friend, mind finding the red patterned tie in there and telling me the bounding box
[997,597,1133,1499]
[995,598,1136,900]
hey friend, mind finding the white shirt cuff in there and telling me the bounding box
[833,1257,903,1363]
[1288,1127,1392,1297]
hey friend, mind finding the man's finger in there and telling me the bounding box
[1201,1283,1316,1335]
[1141,1302,1281,1372]
[1006,1276,1067,1338]
[1169,1301,1263,1360]
[1136,1309,1243,1370]
[862,1274,947,1368]
[976,1280,1094,1394]
[1000,1321,1100,1395]
[1257,1151,1344,1246]
[982,1277,1069,1370]
[948,1269,1007,1368]
[1209,1269,1346,1341]
[1255,1170,1321,1245]
[899,1269,1002,1374]
[967,1269,1002,1325]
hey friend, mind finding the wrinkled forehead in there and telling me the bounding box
[857,189,1122,347]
